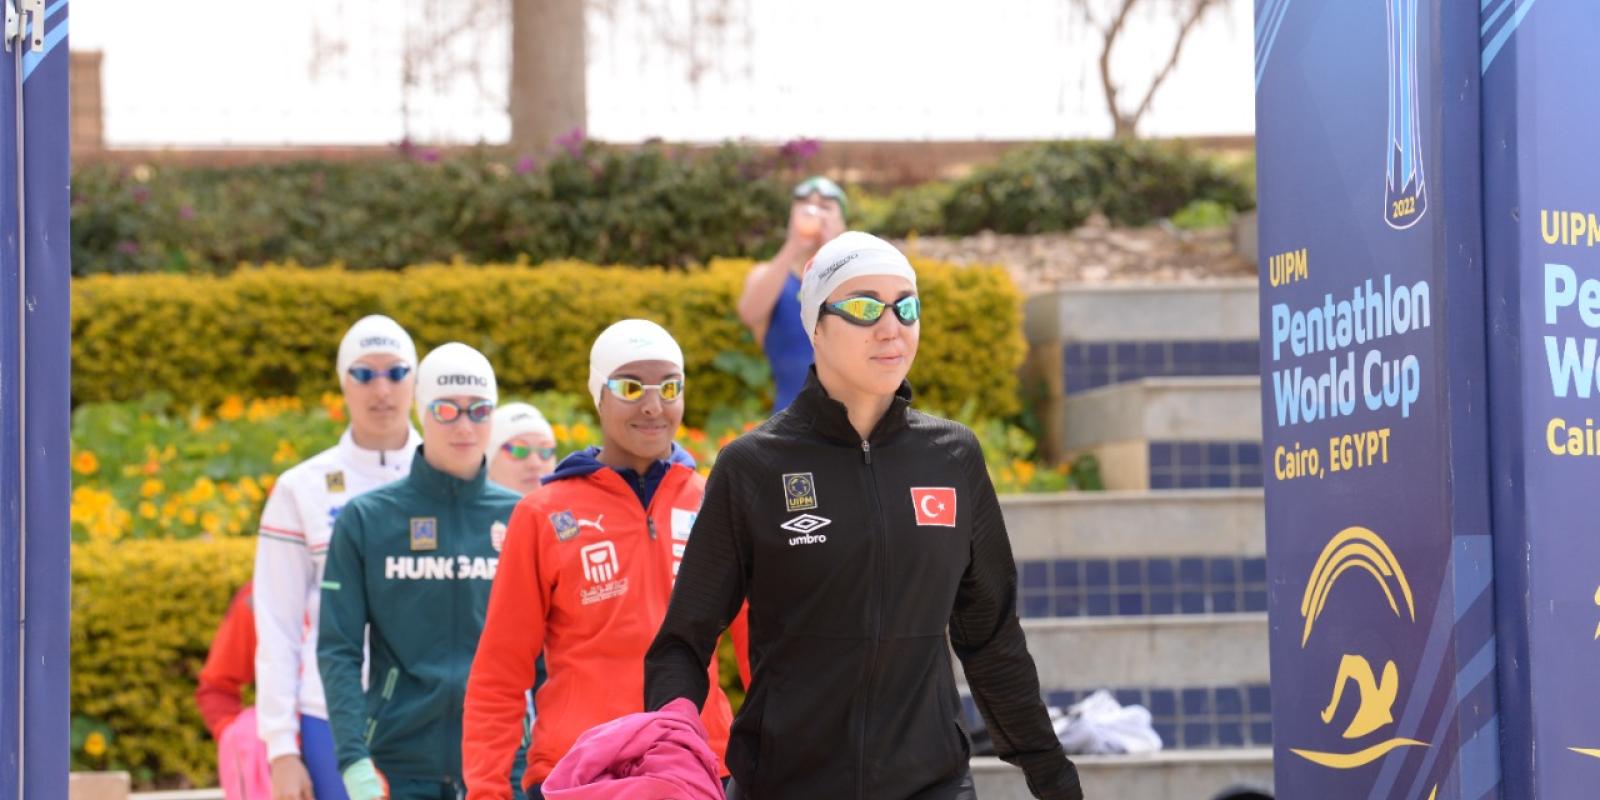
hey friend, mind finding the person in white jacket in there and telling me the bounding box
[254,315,423,800]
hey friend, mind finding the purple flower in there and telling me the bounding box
[516,156,539,175]
[131,186,151,204]
[116,240,139,255]
[419,148,441,163]
[396,137,416,157]
[556,126,587,160]
[179,205,195,221]
[778,138,822,166]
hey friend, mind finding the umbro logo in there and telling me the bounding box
[782,514,831,546]
[781,514,831,534]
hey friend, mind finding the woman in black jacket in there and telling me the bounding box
[645,231,1084,800]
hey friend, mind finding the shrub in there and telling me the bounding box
[71,538,256,785]
[903,140,1255,236]
[71,260,1026,427]
[70,143,796,276]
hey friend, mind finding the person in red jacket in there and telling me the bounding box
[463,320,746,800]
[196,581,272,799]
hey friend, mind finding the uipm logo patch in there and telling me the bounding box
[783,472,818,513]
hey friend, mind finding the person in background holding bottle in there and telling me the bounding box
[736,175,849,413]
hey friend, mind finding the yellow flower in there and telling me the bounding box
[552,424,570,443]
[179,507,197,526]
[321,392,347,423]
[571,423,592,442]
[272,439,298,466]
[260,474,277,491]
[138,501,157,520]
[201,511,222,532]
[226,518,243,535]
[239,476,264,503]
[221,483,242,504]
[218,440,232,454]
[73,451,100,475]
[140,479,164,498]
[83,731,107,757]
[1014,460,1036,486]
[186,477,216,504]
[191,415,214,433]
[217,395,245,421]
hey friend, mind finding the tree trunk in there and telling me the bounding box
[510,0,588,153]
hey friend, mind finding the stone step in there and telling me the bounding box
[1024,282,1260,346]
[1021,281,1262,463]
[1005,490,1268,621]
[1014,615,1270,690]
[971,749,1274,800]
[1064,377,1262,450]
[1002,488,1265,561]
[1062,377,1263,491]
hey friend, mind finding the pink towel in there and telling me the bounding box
[217,707,272,800]
[542,698,724,800]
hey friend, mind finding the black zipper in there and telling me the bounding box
[449,498,465,779]
[858,438,889,799]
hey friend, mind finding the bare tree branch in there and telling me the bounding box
[1071,0,1221,138]
[1095,0,1142,137]
[1126,0,1218,130]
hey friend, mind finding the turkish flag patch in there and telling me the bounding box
[910,487,958,527]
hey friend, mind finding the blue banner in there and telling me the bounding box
[1482,2,1600,797]
[2,0,72,795]
[1255,1,1499,797]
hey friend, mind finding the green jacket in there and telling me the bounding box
[318,446,521,781]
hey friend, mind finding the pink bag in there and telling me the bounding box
[543,698,724,800]
[217,707,272,799]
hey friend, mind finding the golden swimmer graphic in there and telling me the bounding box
[1292,526,1429,769]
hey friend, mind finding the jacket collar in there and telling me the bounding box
[403,444,489,500]
[337,427,422,473]
[541,443,697,485]
[788,367,913,447]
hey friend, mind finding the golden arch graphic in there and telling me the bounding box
[1301,525,1417,646]
[1292,526,1429,770]
[1569,586,1600,759]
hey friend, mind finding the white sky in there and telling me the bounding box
[67,0,1257,147]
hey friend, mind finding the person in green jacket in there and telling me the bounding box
[319,342,522,800]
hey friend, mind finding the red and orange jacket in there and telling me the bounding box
[196,582,256,739]
[463,447,746,798]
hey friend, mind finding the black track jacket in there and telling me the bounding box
[645,371,1082,800]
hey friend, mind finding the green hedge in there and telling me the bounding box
[869,140,1256,237]
[71,143,794,276]
[71,538,255,784]
[71,260,1026,426]
[72,140,1257,276]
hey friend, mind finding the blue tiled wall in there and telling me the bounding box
[1148,441,1264,489]
[962,683,1273,751]
[1018,556,1269,618]
[1063,340,1258,394]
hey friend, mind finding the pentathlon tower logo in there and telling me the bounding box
[1384,0,1428,230]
